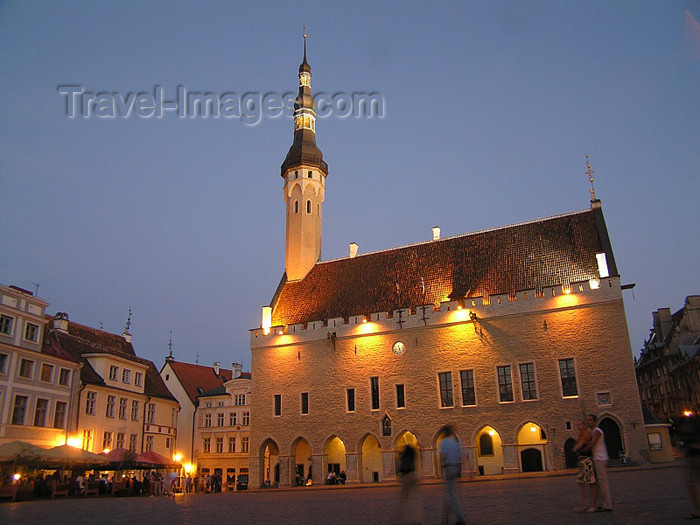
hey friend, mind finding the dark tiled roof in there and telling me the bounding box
[45,319,177,402]
[272,208,616,326]
[166,360,251,405]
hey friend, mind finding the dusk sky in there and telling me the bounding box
[2,1,699,373]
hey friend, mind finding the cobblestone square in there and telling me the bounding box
[0,465,691,524]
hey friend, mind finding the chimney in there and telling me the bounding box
[213,362,220,376]
[432,226,441,241]
[232,363,242,379]
[53,312,69,332]
[349,242,358,258]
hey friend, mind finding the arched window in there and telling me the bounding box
[479,433,493,456]
[306,200,311,214]
[294,201,299,214]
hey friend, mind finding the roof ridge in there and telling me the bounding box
[318,208,592,264]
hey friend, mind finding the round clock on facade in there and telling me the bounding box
[392,341,406,355]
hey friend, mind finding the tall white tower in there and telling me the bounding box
[281,33,328,282]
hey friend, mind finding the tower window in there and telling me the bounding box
[295,170,299,179]
[294,201,299,214]
[306,200,311,214]
[308,171,313,178]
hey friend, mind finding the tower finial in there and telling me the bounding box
[168,330,173,358]
[303,25,307,61]
[122,308,133,342]
[585,154,600,208]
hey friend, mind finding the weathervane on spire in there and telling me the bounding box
[168,330,173,358]
[585,154,598,203]
[303,25,307,59]
[124,308,132,333]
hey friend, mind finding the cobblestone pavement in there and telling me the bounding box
[0,465,692,524]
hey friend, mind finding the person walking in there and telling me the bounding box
[439,426,466,525]
[573,420,597,512]
[395,444,423,524]
[585,414,612,511]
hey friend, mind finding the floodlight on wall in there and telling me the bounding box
[589,278,600,290]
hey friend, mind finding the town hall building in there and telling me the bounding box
[249,38,648,488]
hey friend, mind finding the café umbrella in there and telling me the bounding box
[44,444,110,468]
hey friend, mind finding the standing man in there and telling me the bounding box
[439,426,466,525]
[586,414,612,511]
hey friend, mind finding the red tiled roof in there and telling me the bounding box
[271,208,617,326]
[167,361,251,405]
[45,319,177,402]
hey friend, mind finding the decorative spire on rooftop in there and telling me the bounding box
[122,308,132,342]
[586,154,601,209]
[166,330,174,362]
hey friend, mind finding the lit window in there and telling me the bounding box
[497,366,513,402]
[0,314,13,335]
[103,431,113,450]
[460,370,476,406]
[83,429,93,450]
[438,372,454,407]
[24,322,39,342]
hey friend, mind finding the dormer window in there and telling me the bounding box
[24,322,38,342]
[109,365,119,381]
[134,372,143,387]
[122,369,131,384]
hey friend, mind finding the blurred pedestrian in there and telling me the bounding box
[439,426,465,525]
[395,444,423,524]
[585,414,612,512]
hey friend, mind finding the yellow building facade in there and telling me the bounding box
[249,42,647,488]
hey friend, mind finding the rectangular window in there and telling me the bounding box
[122,368,131,384]
[235,394,246,406]
[109,365,119,381]
[242,411,249,425]
[438,372,454,407]
[217,413,224,426]
[131,400,139,421]
[559,358,578,397]
[33,398,48,427]
[301,392,309,415]
[116,432,125,449]
[647,432,663,451]
[497,365,513,402]
[134,372,143,387]
[53,401,67,428]
[103,431,113,451]
[204,413,212,427]
[145,435,153,452]
[58,368,71,386]
[18,358,33,378]
[460,370,476,406]
[519,363,537,400]
[346,388,355,412]
[241,437,249,453]
[228,437,236,453]
[106,395,115,418]
[216,437,223,453]
[86,391,96,415]
[230,412,237,426]
[129,433,137,452]
[0,353,7,374]
[83,429,93,450]
[40,363,54,382]
[396,384,405,409]
[24,322,39,342]
[147,403,156,423]
[165,437,171,449]
[118,397,127,419]
[203,437,211,453]
[370,377,380,410]
[0,314,13,335]
[12,395,28,424]
[274,394,281,416]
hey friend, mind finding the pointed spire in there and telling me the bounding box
[586,154,601,208]
[300,25,310,73]
[166,330,174,362]
[122,308,132,342]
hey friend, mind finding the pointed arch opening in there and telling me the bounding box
[474,426,504,476]
[395,430,421,477]
[599,416,624,461]
[324,436,347,478]
[359,433,382,483]
[291,437,313,485]
[258,438,279,488]
[516,421,547,472]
